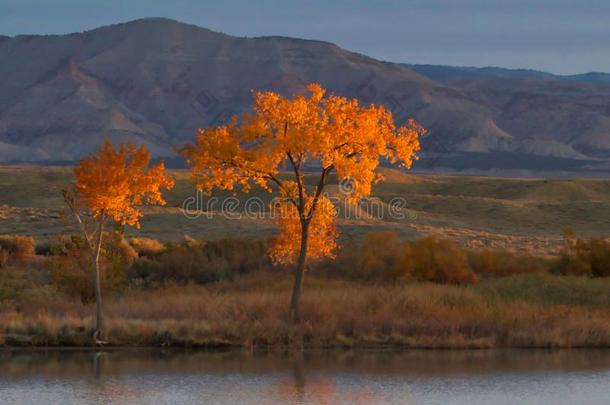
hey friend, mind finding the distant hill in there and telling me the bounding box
[408,63,610,165]
[0,18,609,175]
[565,72,610,85]
[409,64,610,85]
[408,64,556,81]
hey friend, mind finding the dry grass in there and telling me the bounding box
[1,166,609,349]
[2,272,610,349]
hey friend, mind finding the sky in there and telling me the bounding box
[1,0,610,75]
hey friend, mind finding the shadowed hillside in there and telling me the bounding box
[0,18,609,174]
[410,64,610,160]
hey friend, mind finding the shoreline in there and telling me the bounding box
[3,344,610,351]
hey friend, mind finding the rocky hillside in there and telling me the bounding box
[410,64,610,160]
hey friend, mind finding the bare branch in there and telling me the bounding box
[306,164,333,221]
[62,188,94,251]
[265,173,298,208]
[93,210,105,260]
[287,151,305,214]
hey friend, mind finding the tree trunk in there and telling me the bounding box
[289,221,309,322]
[92,212,105,340]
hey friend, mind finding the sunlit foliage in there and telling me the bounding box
[270,193,338,264]
[73,139,174,227]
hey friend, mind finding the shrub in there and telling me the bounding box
[469,249,550,277]
[46,235,88,300]
[48,232,132,301]
[328,233,478,285]
[403,236,479,285]
[129,237,166,257]
[331,231,405,281]
[0,235,36,266]
[576,237,610,277]
[128,237,272,286]
[0,264,56,306]
[103,232,136,286]
[35,240,52,256]
[0,249,9,268]
[554,236,610,277]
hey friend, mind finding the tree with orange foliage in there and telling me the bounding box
[181,84,424,320]
[64,139,174,342]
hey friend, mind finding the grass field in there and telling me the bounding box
[1,165,609,254]
[1,166,609,349]
[2,271,610,348]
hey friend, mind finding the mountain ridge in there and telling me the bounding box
[0,18,608,174]
[409,63,610,84]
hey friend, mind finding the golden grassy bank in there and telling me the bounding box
[2,272,610,349]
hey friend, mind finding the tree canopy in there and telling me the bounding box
[73,139,174,227]
[182,84,424,319]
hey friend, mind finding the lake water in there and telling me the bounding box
[1,349,610,404]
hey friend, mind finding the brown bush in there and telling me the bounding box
[553,253,590,276]
[554,236,610,277]
[129,237,166,257]
[403,236,479,285]
[48,254,92,303]
[128,237,272,286]
[48,232,132,301]
[105,232,138,265]
[576,237,610,277]
[332,231,405,282]
[0,235,36,266]
[469,249,550,277]
[328,233,478,285]
[0,249,9,268]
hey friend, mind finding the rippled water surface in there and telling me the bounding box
[1,349,610,404]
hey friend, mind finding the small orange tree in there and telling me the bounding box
[181,84,424,320]
[64,139,174,340]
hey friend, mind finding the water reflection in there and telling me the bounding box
[1,349,610,404]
